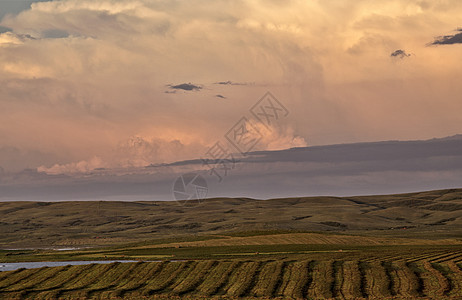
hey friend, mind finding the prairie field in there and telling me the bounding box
[0,188,461,299]
[2,0,462,298]
[0,257,461,299]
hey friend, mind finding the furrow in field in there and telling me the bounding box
[196,261,241,296]
[222,261,261,297]
[363,261,391,298]
[405,262,425,298]
[0,267,46,290]
[85,262,141,298]
[381,261,397,297]
[340,261,363,299]
[279,260,313,299]
[0,268,23,285]
[433,251,462,263]
[108,262,162,298]
[250,260,284,297]
[406,251,445,263]
[357,261,369,298]
[446,261,462,298]
[273,260,292,297]
[119,261,167,299]
[4,265,69,292]
[428,251,459,263]
[143,261,192,295]
[331,260,343,299]
[55,263,119,299]
[159,261,202,294]
[23,264,94,300]
[170,260,217,296]
[391,261,420,298]
[419,261,450,298]
[103,261,150,297]
[431,262,459,297]
[306,260,334,299]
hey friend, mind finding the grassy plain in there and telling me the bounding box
[0,188,461,298]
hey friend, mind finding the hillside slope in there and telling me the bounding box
[0,188,461,248]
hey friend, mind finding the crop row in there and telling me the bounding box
[0,259,461,299]
[364,250,462,264]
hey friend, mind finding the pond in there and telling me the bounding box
[0,260,139,272]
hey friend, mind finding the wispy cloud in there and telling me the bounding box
[214,81,250,86]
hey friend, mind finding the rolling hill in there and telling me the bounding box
[0,188,461,249]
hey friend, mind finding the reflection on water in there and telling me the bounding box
[0,260,138,272]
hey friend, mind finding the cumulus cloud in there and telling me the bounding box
[37,156,105,175]
[430,28,462,45]
[37,124,307,175]
[252,123,308,151]
[37,134,208,174]
[113,135,206,167]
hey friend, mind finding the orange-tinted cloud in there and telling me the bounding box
[0,0,461,173]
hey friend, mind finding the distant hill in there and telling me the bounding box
[0,188,461,248]
[0,135,462,200]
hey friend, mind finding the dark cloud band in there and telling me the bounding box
[430,28,462,45]
[168,83,202,91]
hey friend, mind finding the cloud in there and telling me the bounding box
[37,135,208,174]
[0,26,11,33]
[214,81,250,86]
[0,0,462,175]
[0,146,57,172]
[113,135,206,168]
[0,0,45,21]
[5,135,462,201]
[42,29,69,39]
[168,83,202,91]
[430,28,462,45]
[0,31,35,46]
[245,123,308,152]
[37,156,105,175]
[390,49,411,58]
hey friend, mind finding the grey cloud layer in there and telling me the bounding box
[1,135,461,201]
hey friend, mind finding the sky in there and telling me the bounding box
[1,136,462,200]
[0,0,462,176]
